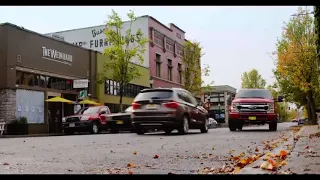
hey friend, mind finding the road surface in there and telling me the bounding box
[0,123,296,174]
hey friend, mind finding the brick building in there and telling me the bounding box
[46,15,188,89]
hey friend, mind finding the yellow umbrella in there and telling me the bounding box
[78,99,100,105]
[45,96,73,103]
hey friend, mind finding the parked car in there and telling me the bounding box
[298,118,304,125]
[229,89,283,131]
[107,106,133,133]
[131,88,209,135]
[62,106,111,135]
[208,118,218,129]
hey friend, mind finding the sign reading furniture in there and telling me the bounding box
[42,46,73,66]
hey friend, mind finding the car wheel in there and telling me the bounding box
[229,119,237,131]
[91,122,99,134]
[237,123,243,130]
[178,115,189,135]
[110,128,119,134]
[64,129,74,135]
[136,128,145,135]
[269,121,277,131]
[200,118,209,133]
[164,128,173,134]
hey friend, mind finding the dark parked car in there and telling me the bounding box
[131,88,209,135]
[107,106,133,133]
[298,118,305,125]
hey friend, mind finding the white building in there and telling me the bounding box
[45,16,150,68]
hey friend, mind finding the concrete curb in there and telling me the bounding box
[237,127,304,174]
[0,133,64,139]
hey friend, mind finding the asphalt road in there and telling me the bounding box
[0,122,296,174]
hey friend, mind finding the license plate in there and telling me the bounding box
[249,116,256,120]
[69,123,75,127]
[116,120,124,124]
[146,104,158,109]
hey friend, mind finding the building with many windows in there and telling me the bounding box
[96,53,150,113]
[46,15,187,89]
[0,23,97,134]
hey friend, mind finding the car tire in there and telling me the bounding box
[136,128,145,135]
[229,119,237,131]
[237,123,243,130]
[200,118,209,133]
[91,121,100,134]
[64,129,74,135]
[110,128,119,134]
[269,121,277,131]
[178,115,189,135]
[164,128,173,134]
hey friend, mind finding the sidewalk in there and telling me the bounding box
[0,133,64,139]
[285,125,320,174]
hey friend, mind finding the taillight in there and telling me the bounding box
[132,102,141,110]
[163,101,179,109]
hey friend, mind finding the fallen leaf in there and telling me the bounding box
[127,163,135,168]
[267,163,276,171]
[280,161,287,166]
[133,151,137,155]
[260,161,269,170]
[128,170,133,174]
[233,156,240,161]
[229,149,234,154]
[212,146,215,150]
[154,154,159,159]
[255,147,259,152]
[233,167,241,173]
[268,159,276,167]
[240,152,245,157]
[280,150,288,158]
[3,162,9,166]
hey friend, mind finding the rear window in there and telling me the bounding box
[134,90,173,101]
[236,89,273,99]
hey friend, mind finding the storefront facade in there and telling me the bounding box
[0,23,96,134]
[96,53,150,113]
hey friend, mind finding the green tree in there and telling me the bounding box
[98,10,149,112]
[315,6,320,68]
[275,7,319,124]
[267,84,290,122]
[182,40,213,96]
[241,69,266,89]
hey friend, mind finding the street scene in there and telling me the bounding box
[0,123,317,174]
[1,6,320,174]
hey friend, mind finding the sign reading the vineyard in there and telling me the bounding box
[42,46,73,66]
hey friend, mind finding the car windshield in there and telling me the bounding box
[134,89,173,101]
[236,89,273,99]
[76,107,100,115]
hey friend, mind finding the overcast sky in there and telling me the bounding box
[0,6,301,90]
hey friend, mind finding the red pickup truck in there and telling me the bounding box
[229,89,283,131]
[62,106,111,135]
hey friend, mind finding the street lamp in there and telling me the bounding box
[149,77,154,89]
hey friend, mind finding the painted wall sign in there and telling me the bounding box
[42,46,73,66]
[73,79,89,88]
[44,17,150,68]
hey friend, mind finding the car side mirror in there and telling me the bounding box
[100,111,106,115]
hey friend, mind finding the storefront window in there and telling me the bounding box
[16,71,23,85]
[46,77,52,88]
[39,75,46,88]
[104,79,147,98]
[33,75,39,86]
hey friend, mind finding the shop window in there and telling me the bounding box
[33,75,40,86]
[16,71,23,85]
[66,80,72,90]
[167,59,173,81]
[55,78,66,90]
[39,75,46,88]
